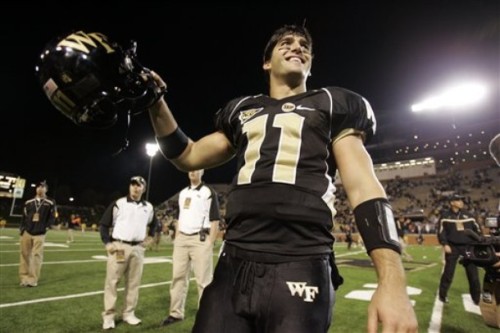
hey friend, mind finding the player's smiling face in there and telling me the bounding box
[264,34,312,79]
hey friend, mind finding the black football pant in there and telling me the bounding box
[192,244,336,333]
[439,244,480,304]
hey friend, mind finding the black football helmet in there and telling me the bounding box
[35,31,164,129]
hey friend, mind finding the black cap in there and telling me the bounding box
[36,180,48,188]
[130,176,146,186]
[449,194,465,201]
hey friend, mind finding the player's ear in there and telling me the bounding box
[263,62,271,71]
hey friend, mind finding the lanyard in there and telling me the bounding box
[34,199,45,213]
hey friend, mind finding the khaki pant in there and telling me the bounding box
[19,232,45,285]
[102,242,145,320]
[169,233,214,319]
[67,229,74,243]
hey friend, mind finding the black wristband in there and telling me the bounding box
[353,198,401,254]
[156,127,189,159]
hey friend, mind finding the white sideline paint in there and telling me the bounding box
[0,279,194,309]
[0,236,13,239]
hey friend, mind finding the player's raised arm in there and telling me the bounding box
[147,71,235,171]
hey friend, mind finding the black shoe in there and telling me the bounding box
[439,296,449,303]
[161,316,182,326]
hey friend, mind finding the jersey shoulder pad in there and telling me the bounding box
[324,86,365,115]
[326,86,377,143]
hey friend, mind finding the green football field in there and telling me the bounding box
[0,228,497,333]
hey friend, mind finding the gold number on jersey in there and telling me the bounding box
[238,115,267,184]
[237,113,304,185]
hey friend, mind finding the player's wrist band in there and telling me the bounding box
[354,198,401,254]
[156,127,189,159]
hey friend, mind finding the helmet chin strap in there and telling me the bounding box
[111,110,131,157]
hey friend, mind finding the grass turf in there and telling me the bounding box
[0,228,497,332]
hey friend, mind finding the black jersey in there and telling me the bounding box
[215,87,376,256]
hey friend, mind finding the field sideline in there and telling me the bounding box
[0,228,497,333]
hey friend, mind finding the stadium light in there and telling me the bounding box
[145,143,159,201]
[411,82,488,112]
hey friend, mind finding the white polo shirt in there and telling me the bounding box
[111,197,155,242]
[177,183,218,234]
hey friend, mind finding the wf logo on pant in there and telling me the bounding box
[286,282,319,302]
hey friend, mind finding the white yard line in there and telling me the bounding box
[0,249,106,253]
[0,259,104,267]
[428,293,444,333]
[0,256,172,267]
[0,279,193,308]
[428,262,447,333]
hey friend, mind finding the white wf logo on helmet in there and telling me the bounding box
[286,281,319,302]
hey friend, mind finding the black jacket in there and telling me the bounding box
[437,209,480,246]
[20,197,57,235]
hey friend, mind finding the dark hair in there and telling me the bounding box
[263,24,313,63]
[36,180,48,189]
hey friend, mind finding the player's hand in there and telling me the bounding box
[149,71,167,91]
[141,70,166,110]
[367,249,418,332]
[368,283,418,333]
[443,245,452,254]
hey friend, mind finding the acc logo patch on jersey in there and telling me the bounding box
[239,108,263,124]
[281,102,296,112]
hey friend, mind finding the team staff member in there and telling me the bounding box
[19,180,57,287]
[66,213,81,243]
[162,169,220,326]
[99,176,158,330]
[437,194,481,304]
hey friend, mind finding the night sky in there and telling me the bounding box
[1,1,498,206]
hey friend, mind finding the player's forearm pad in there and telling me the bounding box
[156,127,189,159]
[353,198,401,254]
